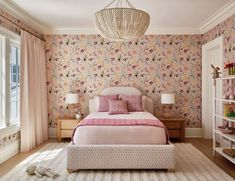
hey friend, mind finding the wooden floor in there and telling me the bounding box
[0,138,234,178]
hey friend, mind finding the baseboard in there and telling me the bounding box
[49,128,57,138]
[185,128,202,138]
[0,140,20,164]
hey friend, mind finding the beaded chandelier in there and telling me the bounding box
[95,0,150,41]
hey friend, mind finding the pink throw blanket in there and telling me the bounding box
[72,118,169,144]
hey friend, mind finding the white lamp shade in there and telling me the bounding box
[65,93,79,104]
[161,93,175,104]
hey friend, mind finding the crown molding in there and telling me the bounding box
[0,0,46,34]
[199,0,235,34]
[0,0,234,35]
[44,27,201,35]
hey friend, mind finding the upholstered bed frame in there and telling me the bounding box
[67,87,176,172]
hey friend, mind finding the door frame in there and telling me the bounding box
[202,36,223,139]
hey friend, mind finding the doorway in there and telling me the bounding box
[202,36,223,139]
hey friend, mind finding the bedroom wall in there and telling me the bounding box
[0,8,42,154]
[202,14,235,64]
[45,34,202,129]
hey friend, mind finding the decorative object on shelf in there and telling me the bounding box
[161,93,175,118]
[224,104,235,117]
[211,64,221,85]
[65,93,81,119]
[218,126,235,134]
[223,79,235,100]
[224,62,235,75]
[222,148,235,158]
[94,0,150,41]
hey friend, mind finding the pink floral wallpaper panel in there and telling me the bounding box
[45,34,202,128]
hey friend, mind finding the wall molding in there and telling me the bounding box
[185,128,202,138]
[0,0,45,34]
[0,0,234,35]
[0,140,20,164]
[200,0,235,34]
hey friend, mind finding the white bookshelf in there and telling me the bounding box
[213,76,235,164]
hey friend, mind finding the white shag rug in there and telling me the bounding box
[1,143,234,181]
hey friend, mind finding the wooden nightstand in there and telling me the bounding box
[159,117,185,142]
[57,118,81,141]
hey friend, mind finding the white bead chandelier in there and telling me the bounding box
[95,0,150,41]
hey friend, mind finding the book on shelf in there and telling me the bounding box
[223,148,235,158]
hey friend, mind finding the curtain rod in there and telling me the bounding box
[0,14,45,42]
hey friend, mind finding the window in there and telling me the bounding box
[0,28,20,129]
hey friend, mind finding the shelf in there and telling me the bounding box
[214,147,235,164]
[214,129,235,142]
[216,76,235,80]
[214,98,235,103]
[215,114,235,123]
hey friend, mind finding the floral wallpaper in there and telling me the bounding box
[203,14,235,65]
[0,8,43,148]
[45,34,202,128]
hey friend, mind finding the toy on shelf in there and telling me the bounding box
[218,121,235,134]
[211,64,222,85]
[224,103,235,117]
[223,79,234,100]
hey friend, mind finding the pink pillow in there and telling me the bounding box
[120,95,143,112]
[108,100,129,115]
[97,95,119,112]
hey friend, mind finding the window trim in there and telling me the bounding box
[0,27,20,132]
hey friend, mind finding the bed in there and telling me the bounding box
[67,87,176,172]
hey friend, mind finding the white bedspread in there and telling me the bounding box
[73,112,167,145]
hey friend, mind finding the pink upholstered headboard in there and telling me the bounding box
[89,87,154,114]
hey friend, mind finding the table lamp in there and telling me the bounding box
[65,93,81,119]
[161,93,175,118]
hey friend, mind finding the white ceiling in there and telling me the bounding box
[2,0,235,34]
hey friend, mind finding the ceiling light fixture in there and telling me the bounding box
[94,0,150,41]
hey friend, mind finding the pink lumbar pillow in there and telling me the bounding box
[97,95,119,112]
[120,95,143,112]
[108,100,129,115]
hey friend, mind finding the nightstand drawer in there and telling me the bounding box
[61,130,73,138]
[168,130,181,138]
[61,120,79,129]
[164,122,181,129]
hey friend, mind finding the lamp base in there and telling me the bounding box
[162,105,174,118]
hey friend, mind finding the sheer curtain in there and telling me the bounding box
[20,30,48,152]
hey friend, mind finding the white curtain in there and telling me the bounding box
[20,30,48,152]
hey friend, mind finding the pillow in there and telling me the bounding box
[96,95,119,112]
[120,95,143,112]
[108,100,129,115]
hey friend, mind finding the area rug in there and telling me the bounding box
[1,143,234,181]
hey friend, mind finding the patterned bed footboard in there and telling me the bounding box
[67,143,175,171]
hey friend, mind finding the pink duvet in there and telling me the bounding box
[72,112,168,145]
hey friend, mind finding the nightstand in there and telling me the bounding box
[57,118,81,141]
[159,117,185,142]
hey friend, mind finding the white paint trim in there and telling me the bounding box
[0,124,20,140]
[43,27,201,35]
[185,128,202,138]
[0,0,234,35]
[49,128,57,138]
[200,0,235,34]
[0,0,45,34]
[0,140,20,164]
[202,36,223,139]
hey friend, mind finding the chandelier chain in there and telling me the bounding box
[104,0,135,9]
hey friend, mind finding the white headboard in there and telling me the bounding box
[89,87,154,115]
